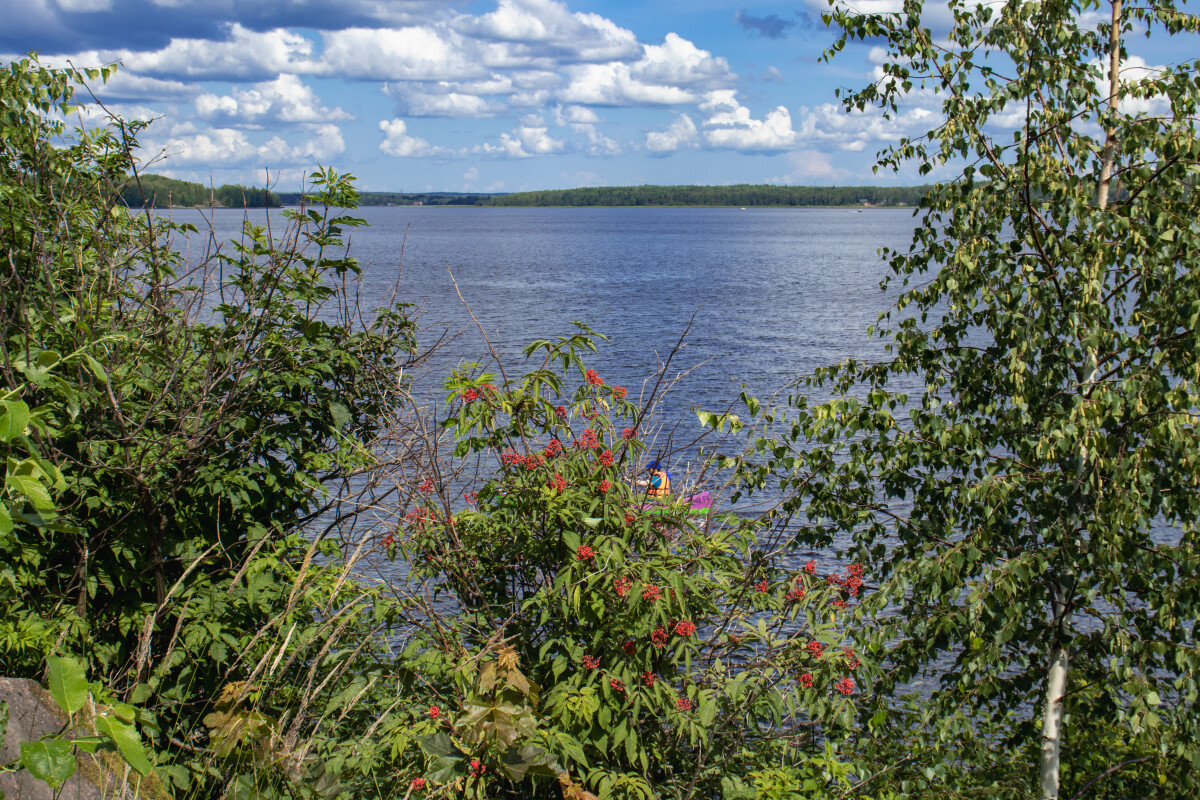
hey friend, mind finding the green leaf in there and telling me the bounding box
[0,401,30,442]
[425,755,465,784]
[94,716,153,775]
[417,732,455,758]
[45,656,88,717]
[20,740,76,789]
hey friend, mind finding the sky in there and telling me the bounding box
[1,0,1191,193]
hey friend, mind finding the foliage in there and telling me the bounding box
[365,337,869,799]
[1,656,155,791]
[725,1,1200,797]
[1,55,425,796]
[120,173,282,208]
[482,184,930,208]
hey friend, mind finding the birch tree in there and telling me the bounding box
[727,1,1200,796]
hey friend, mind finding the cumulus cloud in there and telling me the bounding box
[387,87,506,118]
[119,24,321,79]
[700,92,798,151]
[645,114,699,153]
[477,120,565,158]
[320,26,483,81]
[378,118,457,158]
[195,74,351,126]
[139,122,344,167]
[458,0,641,64]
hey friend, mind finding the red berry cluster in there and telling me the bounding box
[463,491,478,504]
[676,697,692,711]
[555,405,568,419]
[798,672,814,688]
[501,449,523,466]
[651,625,670,648]
[470,759,484,777]
[622,638,636,655]
[753,579,770,593]
[610,678,624,692]
[834,677,855,695]
[807,640,824,657]
[550,473,566,494]
[577,545,595,561]
[428,705,440,718]
[576,428,600,449]
[461,388,478,402]
[642,584,662,602]
[624,512,635,526]
[804,560,817,575]
[673,620,696,636]
[598,449,614,466]
[598,479,611,493]
[410,778,426,790]
[641,671,657,687]
[786,582,807,603]
[581,654,600,669]
[612,385,627,400]
[614,577,632,597]
[543,439,563,457]
[419,478,435,494]
[585,369,604,385]
[622,427,636,440]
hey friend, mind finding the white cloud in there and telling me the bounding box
[699,92,798,152]
[645,114,699,153]
[56,0,113,11]
[195,74,351,126]
[771,149,854,182]
[477,121,565,158]
[120,24,320,78]
[463,166,479,181]
[553,104,600,125]
[385,84,506,118]
[557,32,732,107]
[797,102,939,151]
[378,118,455,157]
[139,122,344,167]
[458,0,640,64]
[321,26,483,81]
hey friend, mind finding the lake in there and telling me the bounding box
[165,205,919,419]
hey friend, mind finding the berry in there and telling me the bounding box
[428,705,440,718]
[410,778,426,789]
[673,620,696,636]
[676,697,692,711]
[614,577,632,598]
[804,560,817,574]
[798,672,814,688]
[835,677,855,695]
[577,545,595,561]
[581,655,600,670]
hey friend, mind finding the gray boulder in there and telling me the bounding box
[0,677,129,800]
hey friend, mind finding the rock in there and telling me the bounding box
[0,677,126,800]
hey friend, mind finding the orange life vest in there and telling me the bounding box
[647,469,671,498]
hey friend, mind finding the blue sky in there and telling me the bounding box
[2,1,1190,193]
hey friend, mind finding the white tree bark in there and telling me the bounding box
[1040,4,1122,797]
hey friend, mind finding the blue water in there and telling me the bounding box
[164,205,918,417]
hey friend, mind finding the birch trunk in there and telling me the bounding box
[1039,3,1122,796]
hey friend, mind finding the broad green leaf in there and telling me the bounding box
[46,656,88,717]
[94,716,153,775]
[20,739,76,789]
[0,401,30,442]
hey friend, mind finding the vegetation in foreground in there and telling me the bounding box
[3,0,1199,798]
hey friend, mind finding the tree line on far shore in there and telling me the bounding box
[480,184,930,207]
[120,173,282,208]
[120,175,931,210]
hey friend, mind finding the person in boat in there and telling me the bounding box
[637,460,671,498]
